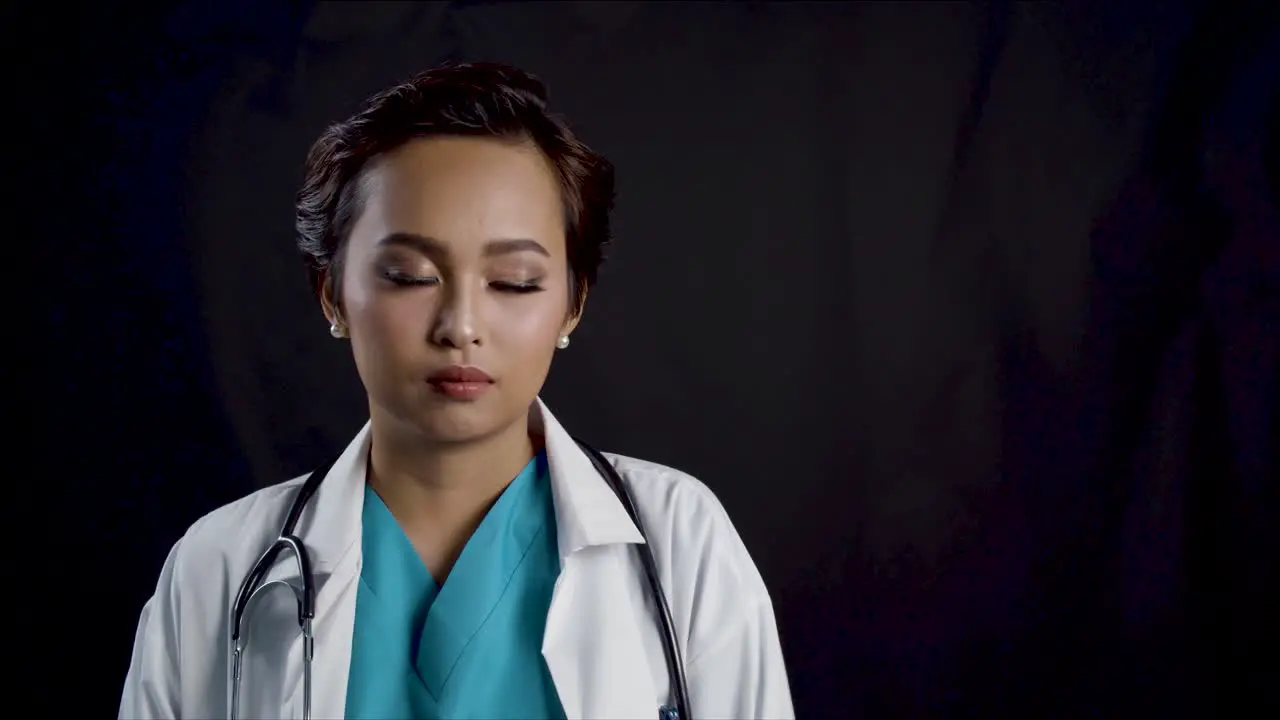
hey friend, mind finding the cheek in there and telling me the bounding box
[493,293,569,347]
[343,282,429,345]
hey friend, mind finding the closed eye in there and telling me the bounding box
[380,269,439,287]
[491,281,545,294]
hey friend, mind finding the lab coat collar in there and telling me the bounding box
[294,421,370,575]
[295,397,643,574]
[531,396,646,560]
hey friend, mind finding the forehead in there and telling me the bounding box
[351,136,565,253]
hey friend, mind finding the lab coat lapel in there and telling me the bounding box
[263,423,370,719]
[543,552,659,719]
[534,400,658,719]
[272,553,360,718]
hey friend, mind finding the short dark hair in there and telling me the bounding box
[295,62,615,316]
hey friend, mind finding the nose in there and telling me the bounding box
[429,281,481,349]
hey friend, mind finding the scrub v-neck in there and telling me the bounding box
[345,451,565,719]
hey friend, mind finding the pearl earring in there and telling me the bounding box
[556,335,571,349]
[329,322,345,339]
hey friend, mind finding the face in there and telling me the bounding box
[323,136,580,444]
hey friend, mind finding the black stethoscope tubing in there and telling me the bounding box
[229,438,692,720]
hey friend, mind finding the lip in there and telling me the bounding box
[426,365,494,401]
[427,366,494,384]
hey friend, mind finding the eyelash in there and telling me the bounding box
[491,281,546,294]
[382,271,438,287]
[380,271,544,294]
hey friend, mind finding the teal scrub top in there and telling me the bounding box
[346,452,566,720]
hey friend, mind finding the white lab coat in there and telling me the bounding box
[119,399,794,719]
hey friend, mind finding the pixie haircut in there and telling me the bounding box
[295,62,615,316]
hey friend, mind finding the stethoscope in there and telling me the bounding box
[229,438,692,720]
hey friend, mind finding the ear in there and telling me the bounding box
[319,268,342,326]
[561,285,588,337]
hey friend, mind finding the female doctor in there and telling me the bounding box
[119,62,793,720]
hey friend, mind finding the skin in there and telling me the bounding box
[319,136,582,582]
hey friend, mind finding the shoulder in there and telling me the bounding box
[603,452,772,604]
[166,477,305,590]
[122,478,311,717]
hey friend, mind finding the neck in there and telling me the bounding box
[366,410,538,528]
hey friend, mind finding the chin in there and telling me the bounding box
[406,400,514,445]
[370,383,528,446]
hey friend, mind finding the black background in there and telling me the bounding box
[24,1,1277,717]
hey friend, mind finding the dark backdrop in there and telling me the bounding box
[27,1,1277,717]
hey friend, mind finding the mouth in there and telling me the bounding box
[426,365,494,401]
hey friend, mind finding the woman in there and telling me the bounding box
[119,62,793,720]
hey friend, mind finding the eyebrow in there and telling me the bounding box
[376,232,550,258]
[483,238,550,258]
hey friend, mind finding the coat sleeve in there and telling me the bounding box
[119,539,185,719]
[685,593,795,719]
